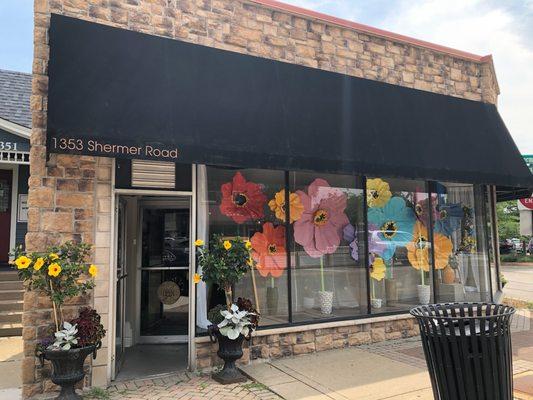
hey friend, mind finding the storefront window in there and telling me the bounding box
[289,172,367,322]
[366,177,434,312]
[197,166,289,331]
[431,182,491,302]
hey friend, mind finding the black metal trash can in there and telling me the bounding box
[410,303,515,400]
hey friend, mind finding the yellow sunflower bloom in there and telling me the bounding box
[48,263,62,277]
[223,240,232,250]
[49,253,59,261]
[268,189,304,223]
[194,239,204,247]
[15,256,32,270]
[193,273,202,284]
[33,257,45,271]
[366,178,392,208]
[370,257,386,281]
[88,264,98,277]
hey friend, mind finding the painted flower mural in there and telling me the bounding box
[342,223,358,261]
[268,189,304,223]
[367,196,416,261]
[294,178,349,258]
[370,257,386,281]
[407,221,453,271]
[434,203,463,237]
[250,222,286,278]
[367,223,388,264]
[414,196,437,226]
[220,172,267,224]
[366,178,392,208]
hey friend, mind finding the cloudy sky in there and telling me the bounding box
[1,0,532,153]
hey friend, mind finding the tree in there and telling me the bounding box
[496,201,520,240]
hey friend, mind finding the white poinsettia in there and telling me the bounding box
[51,321,79,350]
[217,303,256,340]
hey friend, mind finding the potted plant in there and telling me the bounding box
[370,257,386,309]
[195,235,260,384]
[12,242,104,400]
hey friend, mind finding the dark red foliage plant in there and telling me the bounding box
[70,307,106,348]
[236,297,260,329]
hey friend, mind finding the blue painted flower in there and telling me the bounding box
[434,202,463,237]
[367,196,416,260]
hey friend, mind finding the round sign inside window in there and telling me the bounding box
[157,281,181,305]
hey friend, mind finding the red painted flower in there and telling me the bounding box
[220,172,267,224]
[251,222,286,278]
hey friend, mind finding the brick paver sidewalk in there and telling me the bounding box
[103,371,282,400]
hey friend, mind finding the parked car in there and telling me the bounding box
[511,238,522,252]
[528,238,533,255]
[499,239,514,255]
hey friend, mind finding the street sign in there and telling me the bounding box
[519,197,533,210]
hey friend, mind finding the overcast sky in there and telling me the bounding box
[1,0,531,153]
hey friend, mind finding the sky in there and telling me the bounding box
[1,0,532,154]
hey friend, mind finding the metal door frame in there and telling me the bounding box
[136,198,192,344]
[110,163,198,382]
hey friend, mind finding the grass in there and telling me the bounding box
[83,387,111,399]
[242,381,269,391]
[500,253,533,263]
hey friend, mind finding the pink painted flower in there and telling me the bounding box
[294,178,349,258]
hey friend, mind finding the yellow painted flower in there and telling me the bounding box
[366,178,392,208]
[268,189,304,223]
[370,257,386,281]
[15,256,32,270]
[194,239,204,247]
[223,240,232,250]
[88,264,98,277]
[407,222,453,271]
[33,257,44,271]
[244,240,252,250]
[193,273,202,284]
[48,263,62,277]
[49,253,59,261]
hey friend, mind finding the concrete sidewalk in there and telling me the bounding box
[242,309,533,400]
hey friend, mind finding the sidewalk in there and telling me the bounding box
[241,309,533,400]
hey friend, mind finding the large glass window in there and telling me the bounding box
[195,165,495,334]
[431,182,491,302]
[289,172,367,322]
[366,177,433,312]
[197,166,289,330]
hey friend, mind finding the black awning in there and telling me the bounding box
[47,14,533,191]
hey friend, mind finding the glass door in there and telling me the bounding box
[114,198,127,377]
[139,199,191,343]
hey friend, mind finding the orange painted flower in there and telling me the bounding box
[268,189,304,223]
[407,221,453,271]
[219,172,266,224]
[250,222,286,278]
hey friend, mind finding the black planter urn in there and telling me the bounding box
[211,331,247,385]
[42,345,96,400]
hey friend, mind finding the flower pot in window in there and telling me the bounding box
[266,286,278,315]
[318,290,333,314]
[417,284,431,304]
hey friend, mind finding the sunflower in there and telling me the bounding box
[88,264,98,277]
[268,189,304,223]
[15,256,32,270]
[48,263,62,277]
[33,257,44,271]
[366,178,392,208]
[370,257,386,281]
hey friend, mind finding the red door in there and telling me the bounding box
[0,169,12,265]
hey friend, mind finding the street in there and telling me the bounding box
[502,264,533,302]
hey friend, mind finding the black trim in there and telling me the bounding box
[362,176,372,315]
[427,181,438,303]
[284,171,293,324]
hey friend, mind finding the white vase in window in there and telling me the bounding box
[318,291,333,314]
[417,284,431,304]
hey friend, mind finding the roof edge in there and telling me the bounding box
[0,117,31,139]
[248,0,493,64]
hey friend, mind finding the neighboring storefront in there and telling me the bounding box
[24,0,533,398]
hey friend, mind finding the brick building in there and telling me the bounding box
[23,0,532,397]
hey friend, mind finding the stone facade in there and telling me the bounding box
[26,0,499,398]
[195,314,419,369]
